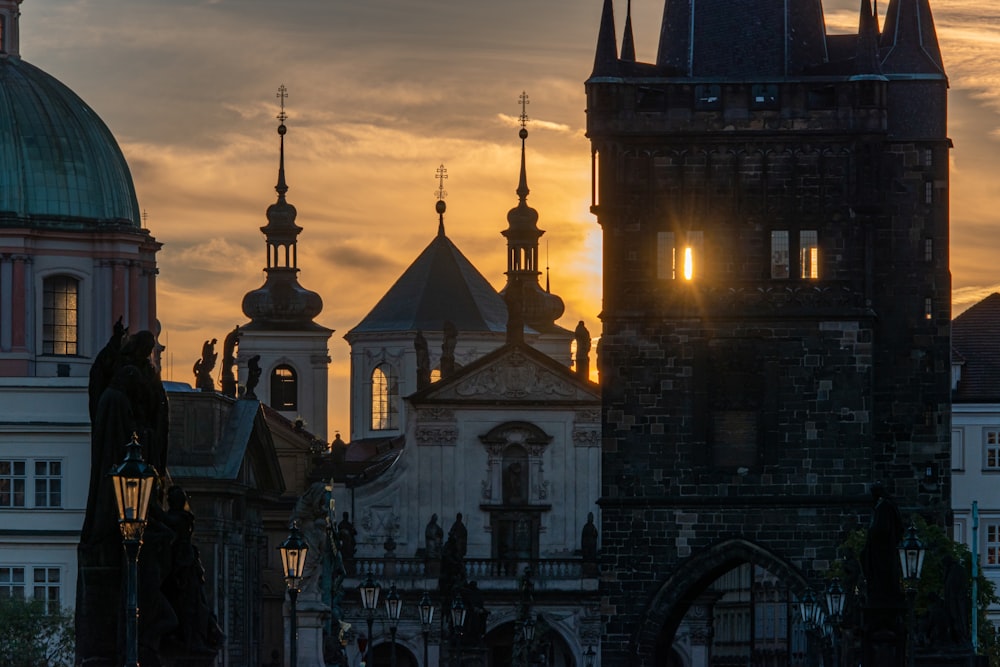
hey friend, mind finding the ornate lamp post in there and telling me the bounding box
[110,434,158,667]
[450,595,467,665]
[897,523,926,667]
[385,584,403,667]
[279,524,309,667]
[360,572,382,667]
[584,645,597,667]
[825,578,845,667]
[419,591,435,667]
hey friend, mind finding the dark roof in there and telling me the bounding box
[880,0,945,74]
[348,231,508,337]
[952,293,1000,402]
[0,57,141,228]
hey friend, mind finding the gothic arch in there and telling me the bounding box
[632,538,810,659]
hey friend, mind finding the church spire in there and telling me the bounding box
[880,0,945,74]
[591,0,619,77]
[621,0,636,62]
[855,0,883,76]
[435,164,448,237]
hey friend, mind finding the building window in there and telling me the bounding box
[0,567,25,599]
[924,297,933,321]
[987,524,1000,566]
[924,238,933,262]
[695,84,721,110]
[925,182,933,204]
[0,461,26,507]
[34,461,62,508]
[658,231,703,281]
[771,231,789,278]
[924,148,933,166]
[270,365,297,411]
[371,364,399,431]
[800,231,819,279]
[985,431,1000,469]
[42,276,79,356]
[33,568,60,614]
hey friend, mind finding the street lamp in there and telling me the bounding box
[897,522,925,667]
[825,578,846,667]
[279,523,309,667]
[110,434,158,667]
[450,595,467,667]
[359,572,382,667]
[419,591,435,667]
[385,584,403,667]
[584,645,596,667]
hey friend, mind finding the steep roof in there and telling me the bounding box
[348,230,508,337]
[952,293,1000,402]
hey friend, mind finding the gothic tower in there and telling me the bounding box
[239,91,332,440]
[586,0,950,662]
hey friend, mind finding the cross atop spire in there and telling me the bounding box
[434,164,448,236]
[276,85,288,124]
[518,91,530,129]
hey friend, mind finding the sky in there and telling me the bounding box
[19,0,1000,439]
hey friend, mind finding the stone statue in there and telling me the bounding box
[88,315,126,422]
[425,513,444,559]
[581,512,599,561]
[245,354,262,399]
[860,482,905,606]
[337,512,357,561]
[220,326,241,397]
[575,320,591,380]
[415,330,431,390]
[193,338,218,391]
[291,482,333,599]
[503,461,526,505]
[438,531,467,632]
[449,512,468,559]
[441,321,458,378]
[161,486,223,656]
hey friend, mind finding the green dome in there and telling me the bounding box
[0,56,140,228]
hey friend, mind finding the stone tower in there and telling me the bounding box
[240,95,332,441]
[586,0,950,663]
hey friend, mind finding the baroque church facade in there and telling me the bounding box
[587,0,951,664]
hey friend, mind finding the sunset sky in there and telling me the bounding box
[20,0,1000,437]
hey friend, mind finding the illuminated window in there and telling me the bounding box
[770,231,789,278]
[371,364,399,431]
[0,461,25,507]
[270,365,297,411]
[42,276,78,355]
[657,231,702,280]
[924,297,933,321]
[985,431,1000,470]
[800,231,819,279]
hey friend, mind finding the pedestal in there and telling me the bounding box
[285,597,330,667]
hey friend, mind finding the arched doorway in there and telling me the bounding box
[370,641,418,667]
[483,619,578,666]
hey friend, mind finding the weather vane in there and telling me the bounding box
[519,91,530,128]
[276,85,288,123]
[435,164,448,201]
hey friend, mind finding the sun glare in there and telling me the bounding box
[683,247,694,280]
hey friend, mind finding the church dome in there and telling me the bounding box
[0,56,141,228]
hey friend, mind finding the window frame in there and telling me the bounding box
[270,364,298,411]
[41,275,80,356]
[371,363,399,431]
[33,460,63,509]
[984,430,1000,471]
[0,460,26,508]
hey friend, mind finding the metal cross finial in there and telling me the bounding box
[142,209,148,228]
[276,85,288,123]
[435,164,448,200]
[519,91,530,128]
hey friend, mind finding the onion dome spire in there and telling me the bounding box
[501,92,564,333]
[435,164,448,236]
[241,86,323,327]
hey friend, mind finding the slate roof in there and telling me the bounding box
[348,230,508,336]
[952,293,1000,402]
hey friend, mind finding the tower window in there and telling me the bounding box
[42,276,78,356]
[657,231,703,281]
[770,231,789,278]
[924,298,933,320]
[270,365,298,411]
[371,363,399,431]
[924,238,934,262]
[925,182,934,204]
[800,231,819,279]
[924,149,934,167]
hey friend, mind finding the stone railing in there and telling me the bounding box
[347,557,590,582]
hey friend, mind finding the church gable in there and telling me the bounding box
[414,344,599,404]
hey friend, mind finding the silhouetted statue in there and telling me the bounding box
[220,326,242,397]
[245,354,262,399]
[441,321,458,378]
[162,486,223,656]
[861,483,905,606]
[425,513,444,559]
[193,338,218,391]
[575,320,591,380]
[449,512,468,559]
[943,554,971,645]
[292,483,333,599]
[337,512,357,561]
[581,512,599,561]
[88,315,127,422]
[415,330,431,390]
[438,531,466,632]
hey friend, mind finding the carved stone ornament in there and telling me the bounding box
[573,429,600,447]
[455,350,577,399]
[417,407,456,422]
[416,428,458,446]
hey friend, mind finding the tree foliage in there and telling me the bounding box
[0,596,74,667]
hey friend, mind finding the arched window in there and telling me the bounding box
[371,364,398,431]
[42,276,79,355]
[270,365,297,411]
